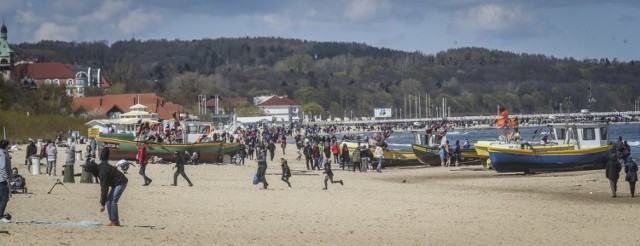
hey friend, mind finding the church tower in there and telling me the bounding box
[0,20,14,81]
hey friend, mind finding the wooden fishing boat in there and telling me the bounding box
[474,141,574,166]
[412,131,481,165]
[222,142,241,156]
[411,144,482,166]
[96,136,224,163]
[411,144,442,166]
[340,140,421,167]
[487,122,613,173]
[487,145,611,173]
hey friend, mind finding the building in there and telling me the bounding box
[72,93,183,120]
[0,21,13,81]
[13,61,111,96]
[85,103,160,134]
[255,96,301,123]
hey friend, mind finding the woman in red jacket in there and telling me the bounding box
[137,142,152,186]
[331,142,340,164]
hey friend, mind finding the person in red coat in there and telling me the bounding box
[137,142,152,186]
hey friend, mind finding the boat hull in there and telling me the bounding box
[341,141,421,167]
[96,136,224,163]
[412,144,481,166]
[488,145,612,173]
[411,144,442,166]
[475,141,575,165]
[222,142,240,156]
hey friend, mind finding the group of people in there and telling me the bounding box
[605,136,636,198]
[439,140,463,167]
[252,146,343,191]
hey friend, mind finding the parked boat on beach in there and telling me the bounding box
[411,132,481,165]
[488,122,613,173]
[96,135,225,163]
[340,140,421,167]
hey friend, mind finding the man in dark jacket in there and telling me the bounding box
[256,146,269,189]
[85,147,128,226]
[172,151,193,187]
[303,143,313,170]
[25,139,37,169]
[605,155,622,198]
[266,140,276,161]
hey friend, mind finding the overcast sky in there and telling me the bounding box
[1,0,638,61]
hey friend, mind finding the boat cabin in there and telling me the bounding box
[549,122,609,149]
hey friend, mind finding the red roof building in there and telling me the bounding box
[256,96,301,123]
[72,93,183,120]
[13,61,111,97]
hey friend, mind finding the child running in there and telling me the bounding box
[322,159,343,190]
[280,158,292,188]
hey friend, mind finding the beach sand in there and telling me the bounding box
[0,142,635,245]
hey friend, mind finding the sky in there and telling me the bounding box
[1,0,638,61]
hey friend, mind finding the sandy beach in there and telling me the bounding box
[0,141,637,245]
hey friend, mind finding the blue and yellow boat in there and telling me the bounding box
[487,122,613,174]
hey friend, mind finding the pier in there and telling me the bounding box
[309,111,640,126]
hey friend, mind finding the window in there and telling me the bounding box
[53,79,60,85]
[67,79,73,86]
[45,79,51,84]
[600,127,608,141]
[582,128,596,141]
[556,128,566,140]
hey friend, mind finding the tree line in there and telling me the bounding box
[3,38,639,118]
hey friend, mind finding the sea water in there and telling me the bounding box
[340,123,640,160]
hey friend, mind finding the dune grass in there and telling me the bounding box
[0,111,91,144]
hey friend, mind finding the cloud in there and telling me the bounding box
[261,14,293,33]
[33,22,78,41]
[116,8,162,35]
[344,0,379,21]
[450,3,543,38]
[91,0,131,22]
[16,9,39,24]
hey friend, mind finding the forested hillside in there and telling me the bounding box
[6,38,640,117]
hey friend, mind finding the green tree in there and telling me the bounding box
[302,102,325,116]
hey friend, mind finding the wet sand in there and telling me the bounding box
[0,142,635,245]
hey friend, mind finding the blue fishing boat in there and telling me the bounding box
[488,122,613,174]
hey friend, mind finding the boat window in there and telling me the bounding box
[600,127,608,141]
[582,128,596,141]
[556,128,566,140]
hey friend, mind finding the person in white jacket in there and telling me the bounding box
[46,141,58,176]
[375,146,384,173]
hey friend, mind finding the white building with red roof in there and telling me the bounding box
[255,95,301,123]
[13,61,111,97]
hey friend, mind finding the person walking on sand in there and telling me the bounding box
[340,143,350,170]
[25,139,36,169]
[374,145,384,173]
[171,151,193,187]
[0,140,12,223]
[256,146,269,189]
[46,140,58,176]
[280,158,292,188]
[137,142,152,186]
[322,160,343,190]
[280,135,287,155]
[84,147,128,227]
[351,145,362,172]
[624,156,638,197]
[331,141,340,164]
[267,140,276,162]
[605,155,622,198]
[303,142,313,170]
